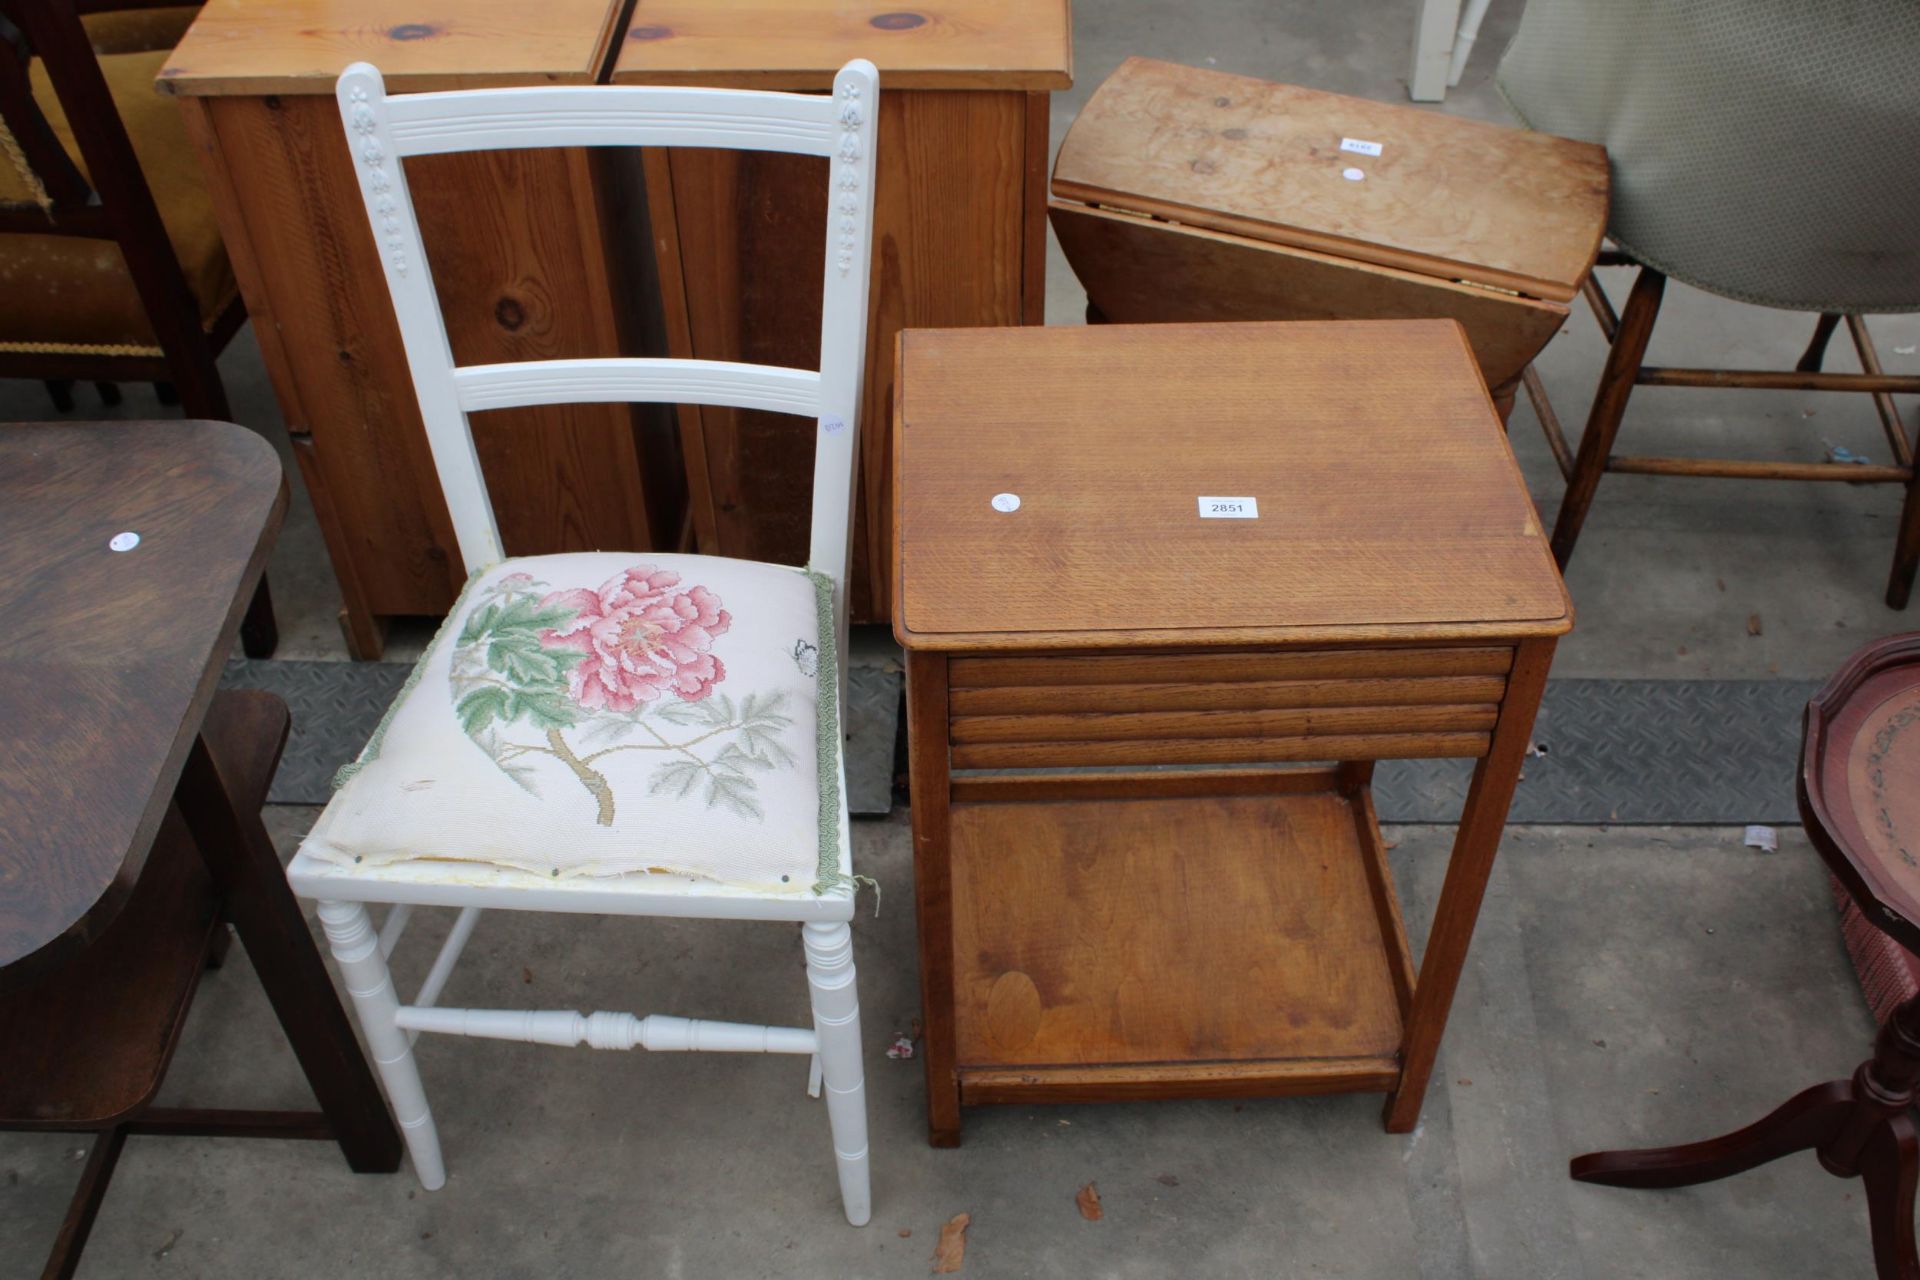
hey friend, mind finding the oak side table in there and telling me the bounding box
[893,320,1572,1145]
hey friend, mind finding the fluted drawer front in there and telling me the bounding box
[948,646,1513,690]
[948,673,1508,715]
[951,733,1493,769]
[944,647,1513,769]
[952,703,1499,744]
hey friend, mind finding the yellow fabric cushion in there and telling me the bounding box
[0,48,235,353]
[82,7,202,56]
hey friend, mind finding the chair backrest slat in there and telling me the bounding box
[381,85,842,159]
[452,358,822,418]
[336,60,879,648]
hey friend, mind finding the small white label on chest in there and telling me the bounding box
[1340,137,1384,156]
[1197,496,1259,519]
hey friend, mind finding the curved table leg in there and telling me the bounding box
[1571,1079,1854,1189]
[1862,1113,1920,1280]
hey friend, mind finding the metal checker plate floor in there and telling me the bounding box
[223,663,1815,825]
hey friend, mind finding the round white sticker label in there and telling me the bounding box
[109,531,141,552]
[991,493,1021,513]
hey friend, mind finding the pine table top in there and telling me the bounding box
[611,0,1072,90]
[159,0,627,96]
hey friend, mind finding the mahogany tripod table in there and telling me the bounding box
[0,421,400,1277]
[892,320,1571,1144]
[1572,633,1920,1279]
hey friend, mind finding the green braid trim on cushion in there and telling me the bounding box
[809,569,844,895]
[332,563,492,791]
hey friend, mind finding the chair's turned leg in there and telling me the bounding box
[1861,1114,1920,1280]
[44,379,75,412]
[94,381,123,407]
[1551,267,1667,568]
[317,900,446,1190]
[803,921,871,1227]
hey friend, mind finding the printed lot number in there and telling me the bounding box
[1198,496,1259,519]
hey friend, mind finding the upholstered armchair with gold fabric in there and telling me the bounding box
[0,0,239,415]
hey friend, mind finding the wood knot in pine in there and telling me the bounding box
[387,23,439,41]
[628,25,673,41]
[494,297,528,332]
[870,12,928,29]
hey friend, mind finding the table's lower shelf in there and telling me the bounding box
[948,782,1416,1106]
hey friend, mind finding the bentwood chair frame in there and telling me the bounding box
[288,59,880,1225]
[0,0,276,654]
[1529,249,1920,608]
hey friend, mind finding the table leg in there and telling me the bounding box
[43,1126,126,1280]
[1571,1079,1854,1188]
[1570,995,1920,1279]
[1408,0,1464,102]
[1385,637,1556,1132]
[175,693,401,1173]
[1862,1116,1920,1280]
[907,651,963,1147]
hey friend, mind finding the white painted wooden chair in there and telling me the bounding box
[287,59,879,1225]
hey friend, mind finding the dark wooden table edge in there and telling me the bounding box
[0,420,287,991]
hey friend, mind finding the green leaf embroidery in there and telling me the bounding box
[648,757,706,800]
[458,602,502,645]
[503,687,578,731]
[457,685,510,735]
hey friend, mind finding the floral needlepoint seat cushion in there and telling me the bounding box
[300,553,839,893]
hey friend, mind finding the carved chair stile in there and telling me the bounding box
[289,60,879,1224]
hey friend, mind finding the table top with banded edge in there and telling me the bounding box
[893,319,1573,652]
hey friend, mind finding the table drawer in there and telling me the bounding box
[946,647,1511,768]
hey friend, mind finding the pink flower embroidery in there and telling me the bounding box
[538,566,731,711]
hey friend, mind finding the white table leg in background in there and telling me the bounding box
[1409,0,1464,102]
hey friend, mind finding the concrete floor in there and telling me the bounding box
[5,0,1919,1275]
